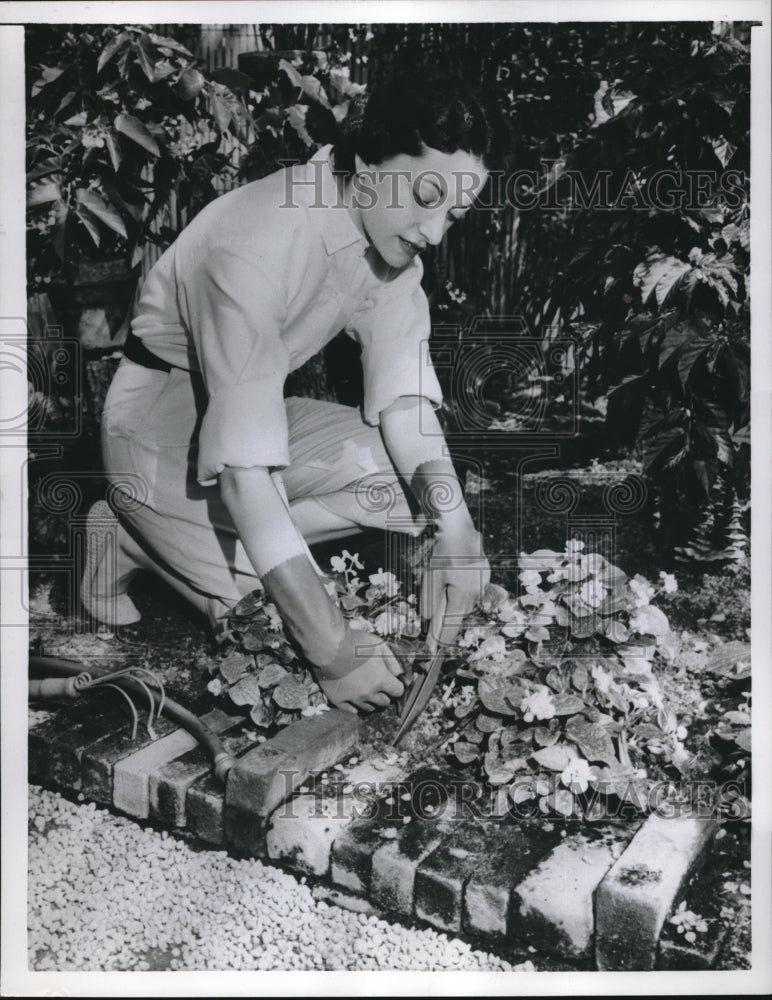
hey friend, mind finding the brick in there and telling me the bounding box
[414,820,489,934]
[595,815,719,970]
[465,821,564,939]
[330,811,402,895]
[512,827,634,958]
[80,716,177,804]
[657,925,730,971]
[656,857,732,970]
[266,754,407,877]
[266,792,363,876]
[186,727,262,845]
[330,765,470,898]
[224,710,359,858]
[29,701,122,787]
[370,816,452,918]
[113,708,237,819]
[187,774,226,846]
[149,712,245,827]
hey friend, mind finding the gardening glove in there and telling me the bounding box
[261,553,404,714]
[313,628,405,715]
[420,524,491,651]
[411,460,491,652]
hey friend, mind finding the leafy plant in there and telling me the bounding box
[206,550,423,729]
[437,541,692,818]
[26,24,256,289]
[513,22,751,553]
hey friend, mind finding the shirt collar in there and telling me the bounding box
[308,144,370,256]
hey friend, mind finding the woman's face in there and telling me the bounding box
[349,146,489,268]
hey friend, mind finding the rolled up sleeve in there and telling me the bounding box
[348,258,443,425]
[180,241,291,485]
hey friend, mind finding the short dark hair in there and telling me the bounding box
[332,72,509,175]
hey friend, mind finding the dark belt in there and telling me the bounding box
[123,330,173,373]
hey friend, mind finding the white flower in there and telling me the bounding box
[301,703,330,717]
[264,603,283,631]
[659,571,678,593]
[458,625,488,648]
[368,568,400,597]
[629,604,670,636]
[342,549,364,570]
[629,574,656,607]
[207,678,224,696]
[565,539,585,554]
[519,569,542,591]
[547,566,568,583]
[591,664,612,694]
[330,555,347,573]
[372,611,393,637]
[560,757,592,793]
[521,686,556,723]
[469,635,507,662]
[580,579,607,608]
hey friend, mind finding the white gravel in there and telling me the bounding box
[28,785,535,973]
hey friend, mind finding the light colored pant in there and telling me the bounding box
[101,359,422,620]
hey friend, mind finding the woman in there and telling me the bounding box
[82,73,504,714]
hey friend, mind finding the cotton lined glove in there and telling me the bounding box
[411,459,491,651]
[419,523,491,651]
[220,465,404,714]
[261,553,404,713]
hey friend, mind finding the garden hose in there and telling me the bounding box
[29,654,235,783]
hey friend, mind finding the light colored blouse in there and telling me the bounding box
[131,144,443,486]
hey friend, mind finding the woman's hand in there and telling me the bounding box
[421,525,491,651]
[315,631,405,714]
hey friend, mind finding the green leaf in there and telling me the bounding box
[733,729,751,753]
[249,700,275,728]
[286,104,313,146]
[533,726,560,747]
[256,662,290,688]
[76,189,128,238]
[177,67,205,101]
[74,204,102,247]
[531,744,576,771]
[485,754,525,786]
[657,323,695,369]
[706,641,751,680]
[453,741,480,764]
[27,182,61,207]
[273,675,310,710]
[149,32,194,57]
[298,72,331,108]
[104,131,122,172]
[569,613,597,639]
[209,92,232,131]
[478,678,524,716]
[219,650,253,684]
[571,663,590,691]
[565,715,618,764]
[475,713,503,733]
[552,693,587,716]
[604,619,630,643]
[633,253,691,309]
[31,65,64,98]
[97,30,131,73]
[231,591,264,619]
[134,35,159,82]
[115,114,161,157]
[525,625,550,643]
[229,674,264,707]
[279,58,304,90]
[677,332,715,386]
